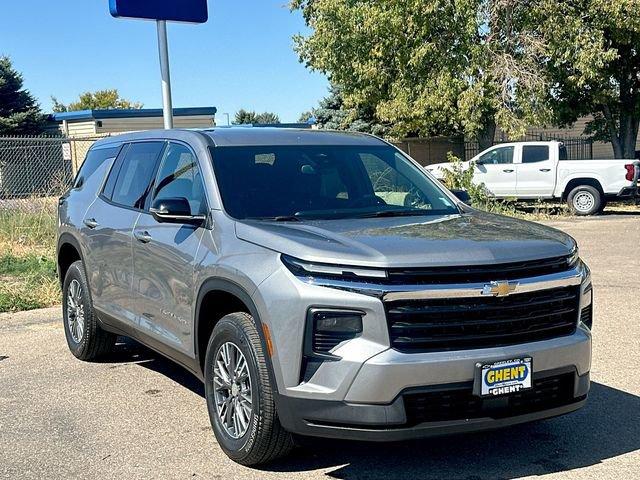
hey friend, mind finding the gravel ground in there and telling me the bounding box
[1,215,639,480]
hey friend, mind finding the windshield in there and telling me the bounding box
[210,144,458,220]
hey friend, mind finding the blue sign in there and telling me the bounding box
[109,0,208,23]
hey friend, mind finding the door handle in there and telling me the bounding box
[83,218,99,229]
[503,169,515,173]
[539,168,551,172]
[134,231,152,244]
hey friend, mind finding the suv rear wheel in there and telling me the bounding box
[204,312,293,465]
[567,185,603,216]
[62,260,116,360]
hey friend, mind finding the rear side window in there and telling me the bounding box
[522,145,550,163]
[106,142,165,209]
[74,146,120,188]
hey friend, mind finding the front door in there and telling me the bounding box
[473,145,516,197]
[132,142,209,354]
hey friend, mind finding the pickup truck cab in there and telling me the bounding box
[427,141,640,215]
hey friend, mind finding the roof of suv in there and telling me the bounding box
[92,127,389,149]
[201,128,388,147]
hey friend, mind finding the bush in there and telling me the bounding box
[440,152,516,215]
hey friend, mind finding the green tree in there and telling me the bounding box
[536,0,640,158]
[51,89,143,112]
[311,84,389,136]
[0,56,46,135]
[291,0,548,148]
[233,109,281,125]
[255,112,280,124]
[298,110,315,123]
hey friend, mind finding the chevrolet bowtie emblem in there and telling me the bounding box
[482,281,519,297]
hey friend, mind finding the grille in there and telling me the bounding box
[386,286,580,352]
[386,255,573,285]
[404,373,578,425]
[312,332,355,353]
[580,305,593,329]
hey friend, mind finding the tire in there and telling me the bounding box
[204,312,294,466]
[62,260,116,360]
[567,185,602,216]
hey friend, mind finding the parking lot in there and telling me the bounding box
[1,214,639,480]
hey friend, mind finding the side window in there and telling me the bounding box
[522,145,550,163]
[74,145,120,188]
[478,146,514,165]
[109,142,165,209]
[152,142,207,215]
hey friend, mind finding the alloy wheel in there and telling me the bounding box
[66,279,85,343]
[213,342,253,439]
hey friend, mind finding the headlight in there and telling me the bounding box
[567,246,580,269]
[281,254,387,280]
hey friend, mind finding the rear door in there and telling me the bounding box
[473,145,516,196]
[82,141,165,326]
[131,141,209,354]
[515,144,555,197]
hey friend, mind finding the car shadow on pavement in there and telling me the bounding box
[100,337,204,397]
[101,340,640,480]
[265,382,640,480]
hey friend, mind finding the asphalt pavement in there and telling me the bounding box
[1,214,639,480]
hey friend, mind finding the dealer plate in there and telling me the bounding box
[474,357,532,397]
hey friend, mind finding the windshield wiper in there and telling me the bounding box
[247,215,302,222]
[359,210,429,218]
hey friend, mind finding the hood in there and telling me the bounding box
[234,210,576,269]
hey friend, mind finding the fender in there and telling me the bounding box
[555,173,605,198]
[194,277,273,379]
[56,231,85,282]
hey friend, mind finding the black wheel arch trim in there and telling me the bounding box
[194,278,276,382]
[56,232,86,284]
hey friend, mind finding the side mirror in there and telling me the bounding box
[450,189,471,204]
[150,197,206,226]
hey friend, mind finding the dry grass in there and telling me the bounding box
[0,203,59,312]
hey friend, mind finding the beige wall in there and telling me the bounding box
[96,115,215,134]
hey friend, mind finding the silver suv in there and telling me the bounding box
[57,128,592,465]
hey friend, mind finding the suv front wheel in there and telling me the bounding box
[204,312,293,465]
[62,260,116,360]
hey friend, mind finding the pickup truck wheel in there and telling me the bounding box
[62,260,116,360]
[567,185,602,216]
[204,312,294,466]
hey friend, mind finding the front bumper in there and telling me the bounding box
[277,367,589,441]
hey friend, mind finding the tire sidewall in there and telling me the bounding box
[204,316,263,461]
[568,185,601,216]
[62,261,91,357]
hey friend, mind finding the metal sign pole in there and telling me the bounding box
[156,20,174,129]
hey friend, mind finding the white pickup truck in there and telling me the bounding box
[427,141,640,215]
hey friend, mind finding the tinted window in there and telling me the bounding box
[478,146,514,165]
[153,142,207,215]
[74,146,120,188]
[522,145,550,163]
[211,145,457,220]
[110,142,164,209]
[559,145,568,161]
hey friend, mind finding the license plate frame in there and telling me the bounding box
[473,357,533,398]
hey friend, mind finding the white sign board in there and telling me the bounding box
[62,143,72,161]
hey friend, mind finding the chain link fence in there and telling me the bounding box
[0,135,106,214]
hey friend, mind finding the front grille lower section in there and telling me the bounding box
[385,286,580,352]
[404,373,579,425]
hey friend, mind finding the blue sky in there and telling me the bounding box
[0,1,329,122]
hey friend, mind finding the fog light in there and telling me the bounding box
[315,312,363,334]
